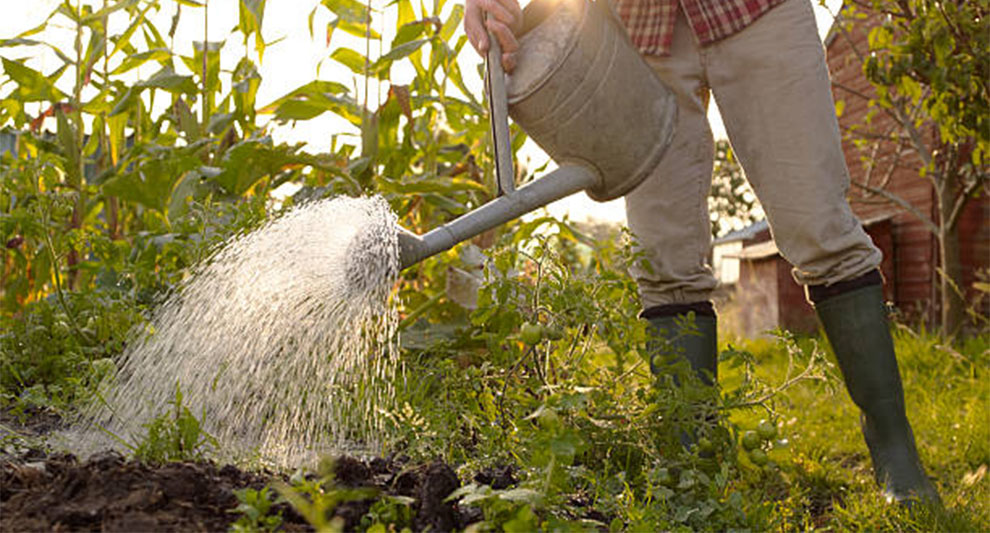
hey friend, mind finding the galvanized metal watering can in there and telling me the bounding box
[397,0,676,269]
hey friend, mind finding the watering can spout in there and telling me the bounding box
[397,229,429,271]
[397,163,601,270]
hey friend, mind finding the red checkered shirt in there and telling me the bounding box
[612,0,787,56]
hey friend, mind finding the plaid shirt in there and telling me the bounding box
[612,0,787,56]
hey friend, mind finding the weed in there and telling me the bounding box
[360,495,416,532]
[274,458,377,533]
[230,487,283,533]
[130,383,217,464]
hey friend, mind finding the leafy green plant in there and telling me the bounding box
[360,495,415,532]
[130,382,217,463]
[447,484,555,532]
[1,0,321,306]
[230,486,283,533]
[0,291,140,412]
[274,459,377,533]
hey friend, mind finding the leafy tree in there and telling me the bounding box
[709,139,763,238]
[829,0,988,335]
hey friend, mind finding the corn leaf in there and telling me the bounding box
[320,0,368,23]
[111,48,170,74]
[1,58,67,102]
[331,47,367,75]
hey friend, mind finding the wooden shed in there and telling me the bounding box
[716,216,895,339]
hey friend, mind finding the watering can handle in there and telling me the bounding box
[485,19,515,196]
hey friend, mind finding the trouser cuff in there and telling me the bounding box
[641,301,716,320]
[807,269,883,305]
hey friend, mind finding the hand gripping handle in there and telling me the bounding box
[485,18,515,196]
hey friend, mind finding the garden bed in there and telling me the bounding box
[1,447,487,532]
[0,410,510,532]
[2,449,276,532]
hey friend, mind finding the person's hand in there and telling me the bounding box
[465,0,523,72]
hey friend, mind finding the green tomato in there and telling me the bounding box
[543,326,564,341]
[520,322,543,345]
[741,430,760,451]
[697,437,715,454]
[54,204,73,218]
[654,467,674,487]
[748,448,769,466]
[757,419,778,441]
[537,408,560,429]
[52,320,71,337]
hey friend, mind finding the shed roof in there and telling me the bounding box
[713,219,769,245]
[724,239,779,260]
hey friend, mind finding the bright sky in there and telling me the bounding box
[2,0,842,224]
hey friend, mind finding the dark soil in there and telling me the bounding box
[0,407,64,438]
[1,446,498,532]
[1,449,282,532]
[329,454,466,532]
[0,407,518,532]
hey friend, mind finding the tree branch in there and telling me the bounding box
[875,136,905,191]
[832,81,874,102]
[860,139,883,190]
[850,179,940,234]
[830,11,868,63]
[841,124,901,142]
[946,176,984,230]
[847,0,873,12]
[888,98,934,169]
[833,75,932,169]
[894,0,915,20]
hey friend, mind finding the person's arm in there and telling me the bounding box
[464,0,523,72]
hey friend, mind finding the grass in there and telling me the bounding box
[722,326,990,531]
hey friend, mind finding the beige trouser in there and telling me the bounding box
[624,0,882,309]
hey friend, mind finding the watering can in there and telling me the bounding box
[396,0,676,270]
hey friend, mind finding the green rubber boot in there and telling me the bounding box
[646,310,719,453]
[646,313,718,385]
[813,283,940,505]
